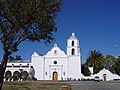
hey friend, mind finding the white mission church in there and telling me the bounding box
[31,33,82,80]
[4,33,120,81]
[5,33,83,81]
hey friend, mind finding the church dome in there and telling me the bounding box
[69,33,77,39]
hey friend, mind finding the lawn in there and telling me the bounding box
[2,81,70,90]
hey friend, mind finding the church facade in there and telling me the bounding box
[4,33,82,81]
[31,33,82,80]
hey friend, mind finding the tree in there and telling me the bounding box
[104,55,116,73]
[114,56,120,75]
[0,0,63,89]
[85,50,104,74]
[81,64,91,76]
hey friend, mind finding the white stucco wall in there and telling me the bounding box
[44,44,68,80]
[68,56,81,80]
[44,57,68,80]
[31,52,44,80]
[5,62,31,75]
[31,41,82,80]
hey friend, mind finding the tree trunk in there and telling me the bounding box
[0,51,9,90]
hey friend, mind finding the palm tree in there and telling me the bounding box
[86,50,104,74]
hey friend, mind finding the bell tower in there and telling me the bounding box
[67,33,80,56]
[67,33,82,80]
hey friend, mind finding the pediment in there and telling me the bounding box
[32,52,40,56]
[45,44,66,56]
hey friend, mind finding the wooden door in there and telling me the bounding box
[53,72,58,80]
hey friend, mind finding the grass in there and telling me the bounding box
[2,81,70,90]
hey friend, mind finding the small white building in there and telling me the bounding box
[4,33,83,81]
[84,68,120,81]
[93,68,120,81]
[5,62,33,81]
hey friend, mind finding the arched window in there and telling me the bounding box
[71,49,75,55]
[72,41,74,46]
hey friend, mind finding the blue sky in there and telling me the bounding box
[0,0,120,63]
[55,0,120,63]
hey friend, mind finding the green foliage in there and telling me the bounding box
[85,50,104,74]
[114,56,120,75]
[0,0,63,53]
[9,55,22,61]
[104,55,116,73]
[81,64,91,76]
[84,50,120,76]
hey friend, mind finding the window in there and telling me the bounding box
[54,61,57,64]
[72,41,74,46]
[45,72,47,76]
[72,49,75,55]
[54,50,57,55]
[63,72,65,76]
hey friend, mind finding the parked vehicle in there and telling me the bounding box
[94,76,100,81]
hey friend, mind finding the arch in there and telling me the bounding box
[72,41,74,46]
[5,71,12,81]
[71,48,75,55]
[21,71,28,79]
[103,74,107,81]
[52,71,58,80]
[13,71,20,81]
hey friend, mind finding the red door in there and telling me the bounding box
[103,74,106,81]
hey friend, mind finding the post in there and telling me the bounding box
[61,86,69,90]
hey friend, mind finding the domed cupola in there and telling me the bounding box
[69,33,78,39]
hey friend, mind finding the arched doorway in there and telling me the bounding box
[53,71,58,80]
[5,71,12,81]
[103,74,107,81]
[13,71,20,81]
[21,71,28,80]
